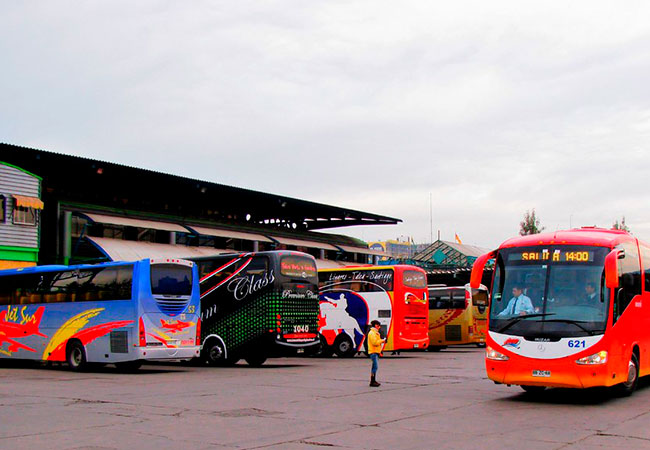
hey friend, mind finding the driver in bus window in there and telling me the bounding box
[582,282,598,304]
[498,285,535,317]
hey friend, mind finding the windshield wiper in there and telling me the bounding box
[496,313,555,334]
[540,319,594,335]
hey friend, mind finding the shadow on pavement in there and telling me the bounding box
[498,376,650,405]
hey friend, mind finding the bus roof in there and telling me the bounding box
[0,260,139,276]
[499,227,635,249]
[318,264,424,272]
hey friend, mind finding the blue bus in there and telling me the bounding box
[0,258,201,371]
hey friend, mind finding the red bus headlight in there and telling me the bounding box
[486,346,509,361]
[576,351,608,365]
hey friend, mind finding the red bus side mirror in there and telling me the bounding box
[605,249,623,289]
[470,250,496,289]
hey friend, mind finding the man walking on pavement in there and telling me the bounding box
[368,320,386,387]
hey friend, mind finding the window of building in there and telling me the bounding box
[0,195,5,223]
[13,205,38,226]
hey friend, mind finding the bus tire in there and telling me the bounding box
[334,335,355,358]
[428,346,446,352]
[115,360,143,372]
[315,335,334,357]
[203,339,227,366]
[66,340,87,371]
[245,354,267,367]
[521,385,546,395]
[616,352,639,397]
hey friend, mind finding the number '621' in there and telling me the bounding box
[568,339,585,348]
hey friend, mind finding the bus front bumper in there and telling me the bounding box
[136,345,201,361]
[486,357,615,389]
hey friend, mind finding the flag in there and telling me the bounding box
[455,233,462,244]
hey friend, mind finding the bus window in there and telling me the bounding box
[403,270,426,289]
[151,264,192,296]
[280,255,316,279]
[614,243,642,322]
[429,290,451,309]
[641,244,650,293]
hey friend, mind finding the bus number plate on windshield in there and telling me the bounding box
[532,370,551,378]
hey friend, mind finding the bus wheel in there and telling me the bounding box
[66,341,87,371]
[203,339,227,366]
[616,353,639,397]
[245,354,267,367]
[115,360,143,372]
[521,385,546,395]
[334,336,355,358]
[316,335,334,357]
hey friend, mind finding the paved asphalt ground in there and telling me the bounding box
[2,347,650,449]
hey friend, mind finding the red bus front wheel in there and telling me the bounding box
[616,353,639,397]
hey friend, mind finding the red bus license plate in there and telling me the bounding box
[532,370,551,377]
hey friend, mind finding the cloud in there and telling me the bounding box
[2,1,650,246]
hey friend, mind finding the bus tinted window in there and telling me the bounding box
[472,289,489,306]
[151,264,192,296]
[429,289,466,309]
[0,266,134,304]
[615,243,642,320]
[640,245,650,293]
[77,266,133,301]
[280,255,317,278]
[403,270,426,288]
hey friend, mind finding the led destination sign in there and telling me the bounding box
[508,249,594,263]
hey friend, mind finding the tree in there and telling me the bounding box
[519,209,545,236]
[612,216,631,233]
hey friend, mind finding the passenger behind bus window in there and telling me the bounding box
[497,285,534,317]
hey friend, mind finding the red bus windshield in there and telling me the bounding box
[489,245,610,338]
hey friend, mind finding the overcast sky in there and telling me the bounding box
[2,2,650,249]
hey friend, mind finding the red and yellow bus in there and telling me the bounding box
[317,265,429,357]
[428,283,489,349]
[471,227,649,395]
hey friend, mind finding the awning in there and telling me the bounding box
[12,195,44,210]
[336,244,386,256]
[269,236,338,251]
[188,225,272,242]
[79,213,188,233]
[86,237,230,262]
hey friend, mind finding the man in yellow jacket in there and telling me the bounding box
[367,320,386,387]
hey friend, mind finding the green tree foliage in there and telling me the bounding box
[519,209,545,236]
[612,216,631,232]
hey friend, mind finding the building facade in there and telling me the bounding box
[0,162,44,269]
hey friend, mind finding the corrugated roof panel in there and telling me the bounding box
[188,225,272,242]
[81,213,188,233]
[86,236,228,261]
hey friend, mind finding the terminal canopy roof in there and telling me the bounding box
[0,143,401,231]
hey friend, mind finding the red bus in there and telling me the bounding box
[317,265,429,357]
[471,227,649,395]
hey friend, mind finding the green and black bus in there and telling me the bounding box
[190,251,320,366]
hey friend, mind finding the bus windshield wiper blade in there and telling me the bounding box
[540,319,594,335]
[496,313,555,334]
